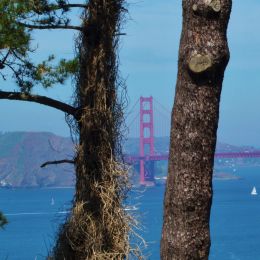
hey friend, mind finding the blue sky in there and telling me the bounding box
[1,1,260,147]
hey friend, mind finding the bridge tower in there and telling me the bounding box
[139,96,155,185]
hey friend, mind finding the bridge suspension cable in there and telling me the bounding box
[153,97,172,114]
[125,98,139,120]
[125,98,140,138]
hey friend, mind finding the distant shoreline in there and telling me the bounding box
[213,172,241,181]
[0,186,75,189]
[0,173,241,188]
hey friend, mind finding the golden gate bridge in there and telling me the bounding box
[124,96,260,186]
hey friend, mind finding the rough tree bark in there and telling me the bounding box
[52,1,130,259]
[161,1,232,259]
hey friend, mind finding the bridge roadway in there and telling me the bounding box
[124,151,260,164]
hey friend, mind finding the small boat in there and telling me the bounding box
[51,198,55,206]
[251,186,257,196]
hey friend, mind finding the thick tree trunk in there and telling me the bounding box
[161,1,232,259]
[52,1,130,259]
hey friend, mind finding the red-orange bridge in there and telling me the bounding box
[125,96,260,186]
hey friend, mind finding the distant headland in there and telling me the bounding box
[0,131,257,187]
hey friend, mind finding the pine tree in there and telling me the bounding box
[0,1,131,258]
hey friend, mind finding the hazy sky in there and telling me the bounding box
[1,1,260,147]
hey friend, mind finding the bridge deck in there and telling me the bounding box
[124,151,260,163]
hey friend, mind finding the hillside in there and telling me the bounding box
[0,132,257,187]
[0,132,74,187]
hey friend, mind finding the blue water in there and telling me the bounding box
[1,167,260,259]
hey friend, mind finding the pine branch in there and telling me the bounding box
[41,159,75,168]
[18,22,82,31]
[0,49,11,68]
[54,4,89,9]
[0,90,77,117]
[35,3,89,11]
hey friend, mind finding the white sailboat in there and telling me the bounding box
[251,186,257,196]
[51,197,55,206]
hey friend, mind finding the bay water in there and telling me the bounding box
[1,166,260,259]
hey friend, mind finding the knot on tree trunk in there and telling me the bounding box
[192,0,221,17]
[188,54,213,74]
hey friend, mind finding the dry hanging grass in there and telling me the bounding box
[49,1,143,259]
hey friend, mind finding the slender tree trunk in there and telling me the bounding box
[161,1,232,259]
[52,1,130,259]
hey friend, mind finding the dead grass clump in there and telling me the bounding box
[50,162,142,260]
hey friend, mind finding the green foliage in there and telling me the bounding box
[14,55,79,90]
[0,0,79,92]
[0,211,8,229]
[33,57,79,88]
[0,1,30,51]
